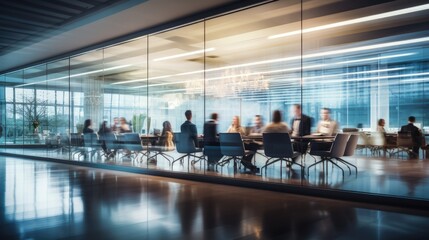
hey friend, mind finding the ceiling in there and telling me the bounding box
[0,0,130,57]
[0,0,243,73]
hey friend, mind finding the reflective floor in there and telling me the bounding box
[1,147,429,201]
[1,156,429,239]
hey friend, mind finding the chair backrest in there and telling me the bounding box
[342,128,359,133]
[262,132,294,158]
[70,133,83,146]
[219,133,245,157]
[83,133,98,147]
[329,133,350,158]
[397,131,414,147]
[175,132,197,154]
[343,134,359,157]
[370,132,385,147]
[357,132,370,146]
[123,133,141,144]
[104,132,117,149]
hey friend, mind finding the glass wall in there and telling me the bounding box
[1,0,429,200]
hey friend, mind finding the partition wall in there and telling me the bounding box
[1,0,428,199]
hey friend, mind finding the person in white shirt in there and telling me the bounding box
[377,118,386,133]
[315,108,338,136]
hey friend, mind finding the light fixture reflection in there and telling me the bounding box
[268,3,429,39]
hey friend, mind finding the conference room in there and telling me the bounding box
[1,0,428,202]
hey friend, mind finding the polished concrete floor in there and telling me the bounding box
[1,156,429,239]
[1,147,429,201]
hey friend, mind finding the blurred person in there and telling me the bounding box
[227,115,259,173]
[161,121,174,150]
[226,116,246,135]
[204,113,222,170]
[180,110,199,147]
[98,121,112,155]
[119,117,132,133]
[82,119,94,134]
[111,117,120,133]
[249,115,264,135]
[290,104,312,156]
[264,110,290,133]
[400,116,422,158]
[377,118,386,133]
[315,108,338,136]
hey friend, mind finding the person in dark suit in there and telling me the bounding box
[290,104,312,156]
[203,113,222,169]
[180,110,198,147]
[400,116,422,157]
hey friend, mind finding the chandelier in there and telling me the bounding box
[185,68,269,97]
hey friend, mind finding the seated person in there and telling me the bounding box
[119,117,132,133]
[311,108,338,151]
[82,119,94,134]
[160,121,175,150]
[264,110,290,133]
[249,115,264,135]
[400,116,422,158]
[315,108,338,136]
[377,118,386,133]
[227,116,259,173]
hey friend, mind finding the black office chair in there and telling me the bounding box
[172,132,203,171]
[335,134,359,176]
[262,133,304,177]
[308,133,350,177]
[83,133,102,161]
[103,133,120,161]
[218,133,255,173]
[147,135,176,167]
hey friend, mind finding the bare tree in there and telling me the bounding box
[15,96,48,132]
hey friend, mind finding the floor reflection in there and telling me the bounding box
[1,156,429,239]
[2,147,429,201]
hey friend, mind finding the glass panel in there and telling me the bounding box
[301,0,429,198]
[148,23,205,173]
[102,37,148,166]
[4,70,24,154]
[22,65,47,155]
[205,0,302,179]
[46,59,71,160]
[70,50,103,161]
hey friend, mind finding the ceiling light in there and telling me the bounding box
[153,48,215,62]
[15,65,131,88]
[268,3,429,39]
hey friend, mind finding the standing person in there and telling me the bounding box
[290,104,312,155]
[227,115,259,173]
[0,123,3,139]
[98,121,111,155]
[82,119,94,134]
[264,110,290,133]
[249,115,264,134]
[204,113,222,170]
[180,110,199,147]
[315,108,338,136]
[377,119,386,133]
[400,116,422,158]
